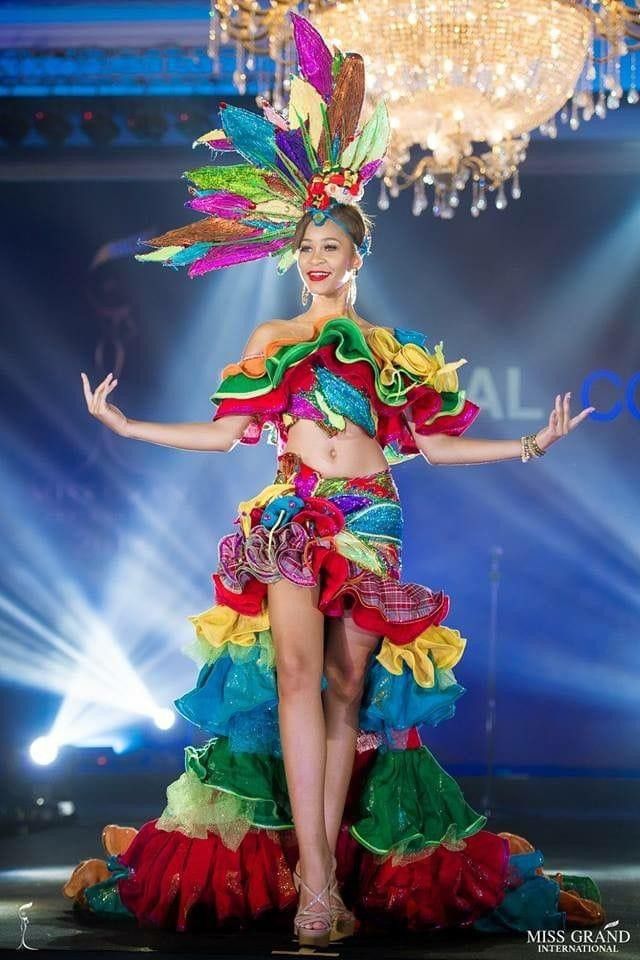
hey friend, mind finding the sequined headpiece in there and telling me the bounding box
[135,13,389,278]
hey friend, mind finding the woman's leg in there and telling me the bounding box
[323,613,382,852]
[268,577,332,927]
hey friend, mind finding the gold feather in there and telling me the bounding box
[146,217,260,248]
[288,75,325,150]
[325,54,365,163]
[255,198,302,219]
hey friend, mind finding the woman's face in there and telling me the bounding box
[296,219,362,297]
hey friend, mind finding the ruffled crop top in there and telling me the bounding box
[210,315,481,465]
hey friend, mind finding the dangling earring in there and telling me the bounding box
[349,270,358,306]
[301,283,310,306]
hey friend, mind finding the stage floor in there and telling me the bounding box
[1,807,638,960]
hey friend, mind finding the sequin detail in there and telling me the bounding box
[219,450,403,582]
[285,358,378,437]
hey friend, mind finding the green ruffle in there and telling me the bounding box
[211,315,464,410]
[156,770,261,848]
[162,736,487,859]
[350,745,487,855]
[184,738,293,829]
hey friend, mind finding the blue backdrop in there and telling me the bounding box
[1,168,638,777]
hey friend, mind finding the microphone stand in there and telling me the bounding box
[481,545,503,818]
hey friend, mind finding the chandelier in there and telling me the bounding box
[208,1,640,218]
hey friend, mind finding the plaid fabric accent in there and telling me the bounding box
[335,569,449,627]
[218,450,451,641]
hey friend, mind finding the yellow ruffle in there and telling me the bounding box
[366,327,468,394]
[432,341,468,392]
[188,605,270,652]
[237,482,295,536]
[218,317,470,395]
[376,625,467,688]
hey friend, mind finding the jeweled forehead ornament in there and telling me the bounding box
[134,12,389,278]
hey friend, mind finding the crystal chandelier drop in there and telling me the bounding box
[208,1,640,219]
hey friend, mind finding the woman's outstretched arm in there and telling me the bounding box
[409,392,596,466]
[80,371,252,452]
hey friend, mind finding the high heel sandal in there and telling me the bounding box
[292,862,333,948]
[327,856,357,941]
[294,857,358,943]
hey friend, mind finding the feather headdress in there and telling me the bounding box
[135,13,390,278]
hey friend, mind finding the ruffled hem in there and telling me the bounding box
[118,820,298,931]
[73,820,605,934]
[213,553,450,647]
[69,748,606,935]
[349,744,488,855]
[355,829,511,930]
[211,317,481,463]
[147,735,491,860]
[181,598,467,749]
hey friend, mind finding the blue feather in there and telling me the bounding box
[220,104,276,170]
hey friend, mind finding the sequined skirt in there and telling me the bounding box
[211,450,452,638]
[217,449,402,587]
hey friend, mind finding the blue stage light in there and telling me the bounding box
[29,736,59,766]
[153,707,175,730]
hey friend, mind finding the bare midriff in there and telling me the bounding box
[280,314,390,479]
[283,419,389,478]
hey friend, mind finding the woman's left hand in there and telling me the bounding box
[535,392,596,452]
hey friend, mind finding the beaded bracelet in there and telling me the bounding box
[521,433,547,462]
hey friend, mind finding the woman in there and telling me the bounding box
[67,13,604,947]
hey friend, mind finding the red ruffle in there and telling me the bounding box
[118,820,298,931]
[116,821,509,933]
[354,830,511,932]
[212,343,481,454]
[213,572,266,615]
[213,532,449,645]
[115,747,380,931]
[114,744,509,934]
[337,746,511,931]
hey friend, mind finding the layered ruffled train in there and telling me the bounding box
[64,450,605,936]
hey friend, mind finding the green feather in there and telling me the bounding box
[275,243,297,275]
[184,165,280,203]
[291,107,320,172]
[340,100,390,170]
[331,50,344,82]
[319,101,333,167]
[135,246,184,262]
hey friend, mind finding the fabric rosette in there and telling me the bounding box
[218,487,349,590]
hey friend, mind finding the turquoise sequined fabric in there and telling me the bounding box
[286,359,378,437]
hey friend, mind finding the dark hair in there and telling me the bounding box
[292,204,374,258]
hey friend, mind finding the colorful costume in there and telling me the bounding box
[65,314,605,935]
[64,11,605,941]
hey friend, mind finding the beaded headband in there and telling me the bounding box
[135,13,388,278]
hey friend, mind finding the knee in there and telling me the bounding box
[276,653,320,699]
[324,661,367,707]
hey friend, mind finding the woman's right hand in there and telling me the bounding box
[81,372,129,437]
